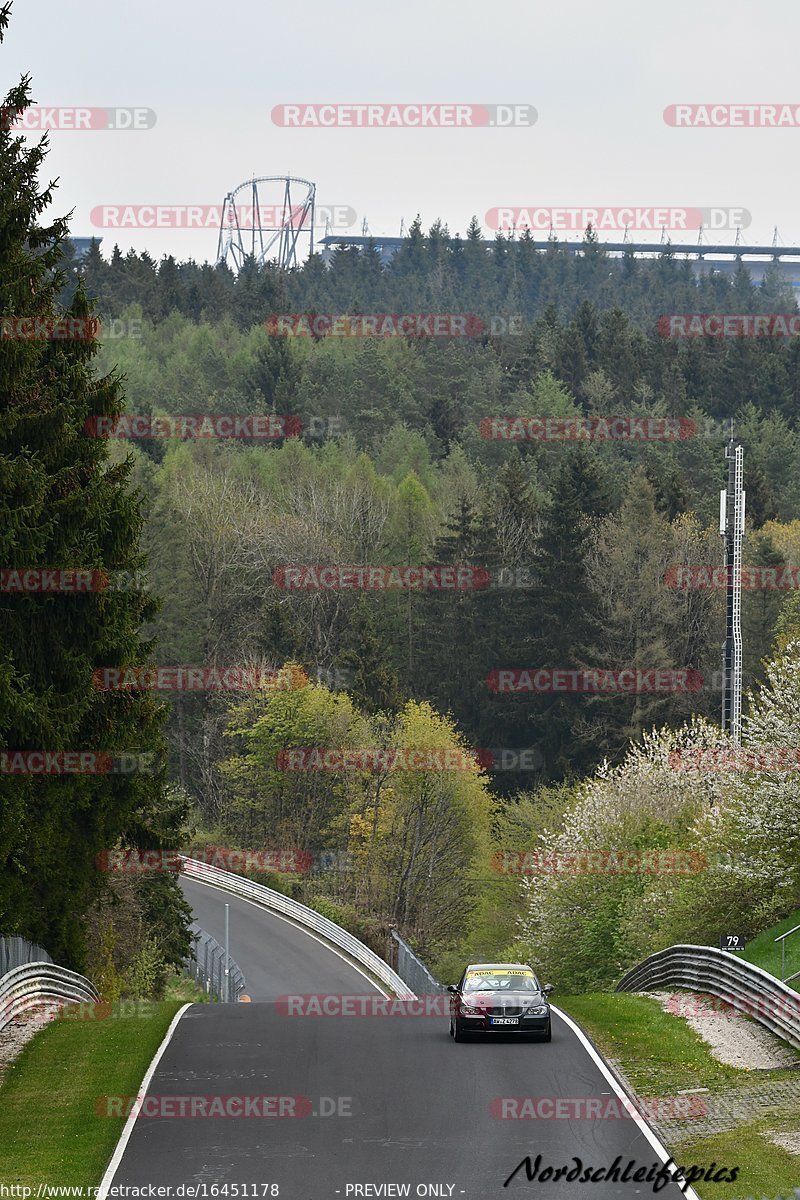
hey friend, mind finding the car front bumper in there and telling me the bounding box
[459,1011,550,1034]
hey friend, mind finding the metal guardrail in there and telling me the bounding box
[186,922,246,1001]
[390,930,445,996]
[180,857,414,998]
[616,944,800,1051]
[776,922,800,982]
[0,961,100,1032]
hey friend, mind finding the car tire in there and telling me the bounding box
[540,1022,552,1042]
[452,1018,469,1042]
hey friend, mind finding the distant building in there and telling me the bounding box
[317,234,800,291]
[67,236,102,260]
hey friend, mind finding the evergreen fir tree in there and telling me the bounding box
[522,455,605,780]
[0,6,176,964]
[338,597,403,714]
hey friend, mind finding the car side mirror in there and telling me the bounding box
[543,983,553,995]
[446,985,459,994]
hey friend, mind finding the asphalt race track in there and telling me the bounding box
[101,876,704,1198]
[180,877,371,1000]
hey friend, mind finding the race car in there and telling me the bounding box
[447,962,553,1042]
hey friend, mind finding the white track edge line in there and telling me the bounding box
[97,1002,191,1200]
[551,1005,702,1199]
[185,874,390,998]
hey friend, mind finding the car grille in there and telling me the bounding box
[487,1006,523,1017]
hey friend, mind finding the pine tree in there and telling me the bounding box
[412,493,489,737]
[338,597,403,714]
[248,332,301,422]
[505,327,543,394]
[742,529,786,689]
[590,469,693,758]
[522,455,606,780]
[563,443,615,519]
[0,6,174,964]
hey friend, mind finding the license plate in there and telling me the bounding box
[490,1017,519,1025]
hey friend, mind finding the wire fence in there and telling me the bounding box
[2,928,247,1011]
[185,923,246,1001]
[389,930,445,996]
[0,935,53,979]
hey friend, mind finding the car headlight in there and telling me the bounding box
[524,1004,549,1016]
[460,1000,484,1014]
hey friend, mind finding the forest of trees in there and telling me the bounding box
[69,232,800,975]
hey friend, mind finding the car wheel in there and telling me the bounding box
[540,1022,552,1042]
[453,1018,469,1042]
[449,1017,454,1038]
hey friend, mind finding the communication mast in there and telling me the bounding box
[720,437,745,744]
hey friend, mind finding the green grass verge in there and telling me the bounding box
[0,1000,185,1187]
[164,973,212,1004]
[677,1126,800,1198]
[557,993,800,1199]
[739,906,800,986]
[555,993,798,1094]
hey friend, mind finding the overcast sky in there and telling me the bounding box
[4,0,799,264]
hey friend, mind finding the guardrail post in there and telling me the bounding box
[775,923,800,982]
[224,903,230,1003]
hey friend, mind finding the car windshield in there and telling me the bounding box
[463,971,540,993]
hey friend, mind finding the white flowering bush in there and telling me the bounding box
[515,642,800,990]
